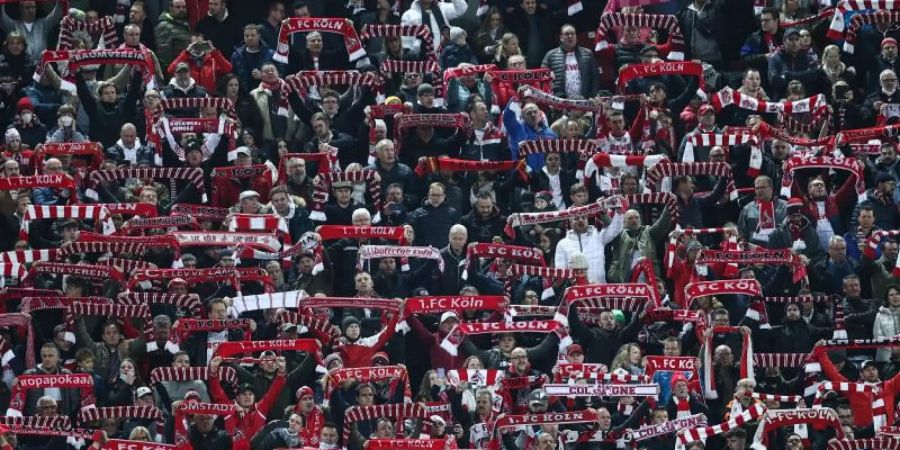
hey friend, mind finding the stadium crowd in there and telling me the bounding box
[2,0,900,449]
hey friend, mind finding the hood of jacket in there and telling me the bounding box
[168,76,197,94]
[159,12,189,27]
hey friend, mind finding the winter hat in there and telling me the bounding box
[568,252,589,270]
[883,37,898,48]
[671,371,689,389]
[323,352,343,369]
[876,172,895,185]
[786,198,804,216]
[535,191,553,204]
[371,351,390,365]
[16,97,33,113]
[5,128,20,144]
[342,315,361,330]
[449,26,466,44]
[296,386,314,400]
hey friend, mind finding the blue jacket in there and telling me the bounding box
[230,43,275,90]
[503,100,555,172]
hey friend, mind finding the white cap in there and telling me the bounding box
[430,415,446,426]
[234,146,251,157]
[440,311,459,324]
[136,386,153,398]
[239,190,260,201]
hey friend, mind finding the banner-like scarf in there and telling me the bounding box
[405,295,507,316]
[394,113,471,154]
[7,373,94,417]
[781,157,864,203]
[627,413,707,443]
[583,152,667,180]
[443,63,497,86]
[522,88,602,113]
[446,369,501,388]
[19,296,109,316]
[310,170,382,223]
[273,17,365,63]
[595,13,686,60]
[57,241,148,259]
[212,339,321,360]
[58,15,117,50]
[826,0,900,41]
[20,205,114,241]
[86,168,206,203]
[644,356,699,377]
[618,61,704,94]
[677,404,766,449]
[439,320,564,356]
[170,204,229,221]
[755,121,837,148]
[228,290,305,316]
[644,161,736,199]
[413,156,527,181]
[118,292,201,316]
[80,405,162,424]
[24,262,123,286]
[751,408,844,450]
[556,363,650,382]
[275,310,342,345]
[486,68,553,85]
[685,279,762,308]
[360,24,435,60]
[318,225,407,244]
[556,283,653,327]
[0,249,58,264]
[380,60,443,96]
[686,131,761,175]
[169,231,281,252]
[702,326,754,399]
[97,203,157,218]
[543,383,660,397]
[623,192,679,224]
[174,402,237,450]
[326,365,411,402]
[119,215,200,233]
[211,164,272,180]
[697,249,806,283]
[0,174,76,199]
[463,243,546,280]
[172,319,253,343]
[364,440,445,450]
[357,244,444,273]
[34,142,104,173]
[66,50,155,92]
[127,267,240,291]
[76,232,180,256]
[103,441,175,450]
[490,409,599,444]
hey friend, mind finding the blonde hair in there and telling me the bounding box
[610,343,641,371]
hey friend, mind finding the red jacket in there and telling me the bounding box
[818,351,875,428]
[211,171,273,207]
[338,324,397,368]
[210,373,285,450]
[167,48,232,93]
[407,315,466,370]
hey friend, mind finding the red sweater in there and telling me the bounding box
[167,49,233,93]
[210,373,285,450]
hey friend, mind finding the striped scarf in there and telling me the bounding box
[273,17,366,64]
[677,403,766,449]
[702,326,755,400]
[0,249,58,264]
[8,373,95,417]
[275,310,341,345]
[645,161,736,199]
[58,15,118,50]
[343,403,429,444]
[79,405,162,424]
[394,113,470,153]
[712,87,827,115]
[357,244,444,272]
[326,365,411,402]
[686,131,762,175]
[310,170,382,223]
[67,49,155,90]
[752,353,808,369]
[24,262,123,285]
[752,408,844,450]
[170,204,228,221]
[174,402,237,449]
[439,320,565,356]
[380,59,442,95]
[34,142,104,172]
[120,215,201,233]
[360,24,435,61]
[827,0,900,41]
[65,302,153,341]
[443,63,497,86]
[149,366,237,388]
[595,13,686,60]
[20,296,109,316]
[505,201,607,238]
[57,241,146,259]
[86,167,206,203]
[828,437,900,450]
[283,71,384,96]
[414,157,527,180]
[623,192,680,224]
[20,205,114,241]
[522,88,602,113]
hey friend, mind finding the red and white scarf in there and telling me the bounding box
[127,267,240,291]
[80,405,162,424]
[685,131,761,175]
[827,0,900,41]
[505,201,608,238]
[522,88,602,113]
[172,319,253,343]
[58,15,117,50]
[20,205,114,241]
[595,13,686,60]
[326,365,411,403]
[702,326,754,400]
[555,283,654,327]
[462,243,546,280]
[310,170,382,223]
[677,403,766,449]
[442,63,497,86]
[439,320,565,356]
[357,245,444,273]
[66,50,155,92]
[283,70,384,97]
[174,402,237,450]
[828,438,900,450]
[86,167,206,203]
[170,204,229,221]
[364,439,445,450]
[447,369,502,388]
[273,17,366,63]
[543,382,659,397]
[697,249,806,283]
[0,174,77,199]
[781,156,865,201]
[685,279,762,308]
[103,441,175,450]
[752,408,844,450]
[394,113,471,153]
[583,152,667,180]
[34,142,104,172]
[118,292,201,317]
[624,192,680,224]
[628,413,708,442]
[618,61,704,94]
[7,373,95,417]
[24,262,123,286]
[227,290,305,316]
[712,87,827,115]
[277,152,336,183]
[360,24,435,61]
[149,366,237,388]
[343,403,429,444]
[64,302,153,340]
[844,10,900,52]
[414,156,526,180]
[645,160,736,199]
[0,249,58,264]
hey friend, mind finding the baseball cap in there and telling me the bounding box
[697,104,715,116]
[239,190,260,201]
[167,278,187,289]
[237,383,256,395]
[175,61,190,72]
[136,386,153,398]
[528,389,548,406]
[234,146,251,157]
[861,360,878,370]
[784,28,801,38]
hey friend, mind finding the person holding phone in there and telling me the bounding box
[166,32,233,93]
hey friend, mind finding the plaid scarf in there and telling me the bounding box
[274,18,366,64]
[827,0,900,40]
[86,168,206,203]
[595,13,686,60]
[310,170,382,223]
[360,24,435,61]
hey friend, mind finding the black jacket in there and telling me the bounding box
[76,70,142,148]
[189,426,233,450]
[567,306,642,367]
[461,206,507,243]
[410,200,461,249]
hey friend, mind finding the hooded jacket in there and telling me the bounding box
[461,205,507,243]
[154,11,192,69]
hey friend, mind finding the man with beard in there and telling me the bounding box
[110,24,165,90]
[497,350,548,414]
[567,307,644,367]
[461,193,506,244]
[20,344,81,416]
[864,69,900,125]
[678,105,723,163]
[871,141,900,202]
[367,140,416,207]
[555,202,623,284]
[283,158,314,204]
[841,275,878,359]
[186,410,232,450]
[854,172,898,231]
[798,173,862,251]
[752,302,831,354]
[845,205,879,264]
[462,331,558,373]
[154,0,191,69]
[289,248,332,296]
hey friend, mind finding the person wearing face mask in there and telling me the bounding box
[46,104,86,144]
[9,97,47,149]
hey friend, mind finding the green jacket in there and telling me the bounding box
[153,12,191,70]
[860,252,898,301]
[607,207,672,283]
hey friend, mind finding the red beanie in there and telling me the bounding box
[16,97,33,113]
[883,37,898,48]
